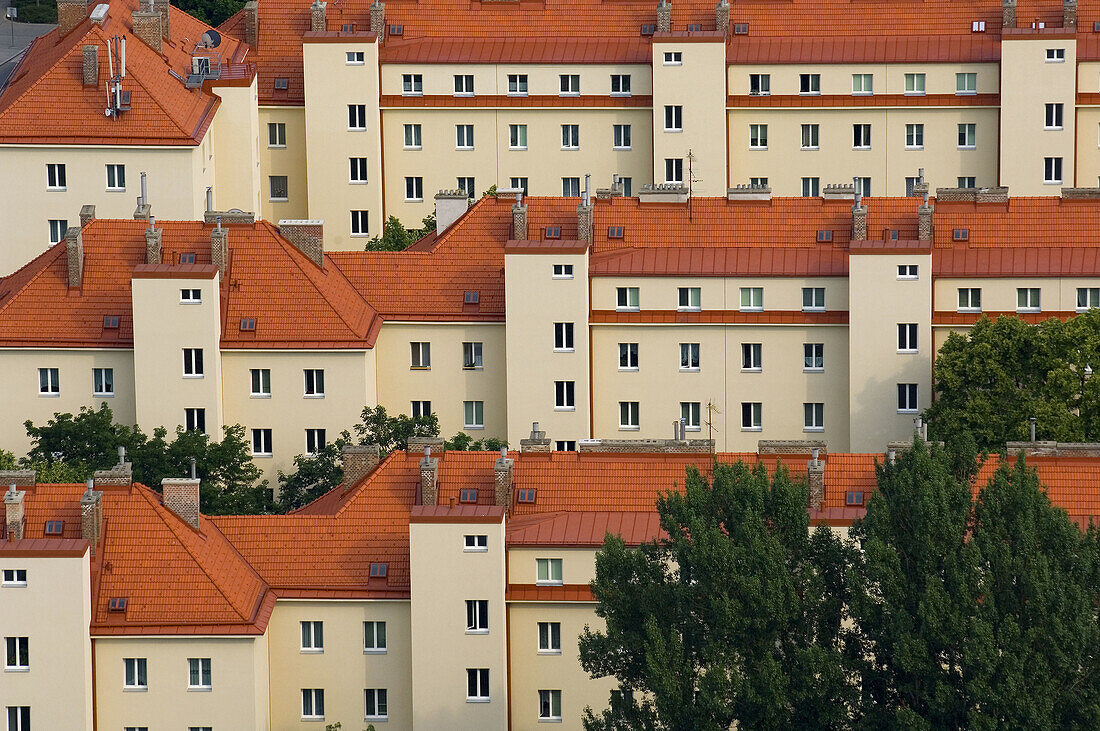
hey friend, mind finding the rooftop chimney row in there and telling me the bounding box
[4,484,25,541]
[66,226,84,289]
[162,478,200,529]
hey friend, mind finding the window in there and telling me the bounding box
[365,688,388,720]
[1045,157,1063,184]
[411,400,431,418]
[802,287,826,311]
[49,219,69,245]
[663,51,682,65]
[251,428,272,456]
[804,343,824,371]
[410,342,431,369]
[89,367,114,397]
[454,74,474,95]
[799,73,820,94]
[187,657,211,689]
[305,428,326,455]
[456,176,476,198]
[456,124,474,149]
[619,401,639,429]
[554,322,575,351]
[248,368,271,397]
[4,637,28,670]
[464,400,484,429]
[1018,287,1041,312]
[274,77,288,89]
[958,287,982,311]
[616,287,640,310]
[897,323,918,352]
[1078,287,1100,311]
[403,123,422,149]
[739,401,763,431]
[855,177,872,197]
[680,342,700,371]
[351,209,369,236]
[180,288,201,303]
[957,123,977,149]
[349,157,369,184]
[680,402,701,431]
[509,124,528,149]
[266,174,288,201]
[183,348,204,377]
[184,408,205,433]
[302,688,325,719]
[852,73,873,94]
[46,162,66,189]
[2,569,27,586]
[749,177,768,188]
[466,599,489,632]
[749,123,767,149]
[467,668,490,701]
[804,403,825,432]
[561,124,579,149]
[660,157,683,184]
[6,708,29,731]
[1046,48,1066,62]
[510,176,529,193]
[620,177,632,196]
[536,558,563,584]
[898,264,918,279]
[346,50,364,64]
[106,163,126,190]
[801,124,819,150]
[347,104,366,130]
[464,534,488,552]
[905,176,920,196]
[958,176,976,188]
[402,73,422,94]
[268,122,286,147]
[801,177,820,197]
[554,381,575,410]
[611,74,631,95]
[461,341,483,369]
[538,621,561,653]
[559,74,580,95]
[304,369,325,396]
[613,124,632,149]
[38,367,59,395]
[739,287,763,311]
[741,343,762,371]
[364,621,387,652]
[853,123,871,149]
[560,176,579,197]
[301,620,324,651]
[539,689,563,721]
[124,657,148,689]
[553,263,574,278]
[618,342,639,370]
[677,286,701,310]
[665,105,683,132]
[555,440,577,452]
[897,383,918,413]
[953,228,969,242]
[956,72,977,94]
[1045,103,1064,129]
[904,73,926,94]
[405,176,423,201]
[749,73,770,95]
[905,123,924,149]
[508,73,528,95]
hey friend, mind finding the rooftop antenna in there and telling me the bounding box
[582,173,591,206]
[704,400,721,441]
[686,149,699,221]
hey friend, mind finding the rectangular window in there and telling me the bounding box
[364,621,387,652]
[403,123,422,149]
[749,177,768,188]
[510,176,529,193]
[897,323,918,352]
[7,708,30,731]
[1018,287,1041,312]
[801,177,820,197]
[554,381,576,410]
[347,104,366,130]
[464,534,488,552]
[559,74,580,95]
[410,342,431,368]
[302,688,325,719]
[508,74,528,95]
[92,367,114,396]
[349,157,369,183]
[1078,287,1100,311]
[561,124,580,149]
[462,341,483,369]
[897,383,918,413]
[467,668,490,701]
[454,74,474,95]
[538,621,561,653]
[2,569,27,586]
[536,558,563,584]
[180,287,202,304]
[665,105,683,132]
[619,401,639,429]
[251,428,272,456]
[898,264,919,279]
[184,408,205,433]
[615,287,639,310]
[799,73,820,94]
[555,440,577,451]
[345,50,364,64]
[618,342,639,370]
[405,176,424,201]
[852,73,873,94]
[680,401,701,430]
[182,348,203,377]
[456,124,474,149]
[741,402,762,430]
[4,637,28,670]
[956,123,977,149]
[457,176,476,198]
[38,367,59,395]
[801,124,819,149]
[249,368,271,397]
[539,689,563,721]
[739,286,763,311]
[802,287,826,311]
[124,657,148,689]
[663,51,682,65]
[677,286,701,311]
[268,122,286,147]
[853,123,871,149]
[610,74,631,95]
[268,175,288,201]
[749,123,767,149]
[956,72,977,94]
[664,158,683,183]
[553,263,574,278]
[905,123,924,149]
[464,400,485,429]
[856,177,872,197]
[402,73,423,94]
[46,162,66,189]
[365,688,388,720]
[620,177,632,196]
[613,124,632,149]
[351,210,369,236]
[188,657,211,689]
[1045,157,1063,184]
[466,599,489,632]
[1045,102,1065,129]
[301,620,324,651]
[958,287,982,311]
[1046,48,1066,62]
[741,342,762,371]
[48,218,70,246]
[304,369,325,396]
[749,73,770,95]
[106,164,126,190]
[804,343,824,371]
[553,322,575,351]
[411,400,431,419]
[958,176,976,188]
[680,342,700,371]
[509,124,528,149]
[803,402,825,431]
[904,72,926,94]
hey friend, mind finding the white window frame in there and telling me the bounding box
[852,73,873,95]
[187,657,212,690]
[610,74,631,96]
[801,123,819,150]
[618,401,640,430]
[1045,102,1065,130]
[124,657,148,690]
[464,400,485,429]
[958,123,976,149]
[2,569,27,587]
[897,383,919,414]
[268,122,287,147]
[184,407,206,433]
[349,157,369,184]
[49,219,69,245]
[956,72,977,94]
[749,123,767,149]
[467,668,490,702]
[664,158,683,183]
[552,263,574,279]
[804,343,824,372]
[538,621,561,654]
[301,688,325,720]
[677,286,701,311]
[410,342,431,369]
[904,72,926,95]
[305,428,326,455]
[559,74,580,96]
[364,688,389,721]
[958,287,982,312]
[456,124,475,150]
[553,322,575,351]
[345,50,365,64]
[46,162,66,190]
[853,123,871,150]
[680,342,700,371]
[403,123,422,150]
[1017,287,1041,312]
[1046,48,1066,63]
[466,599,489,633]
[739,287,763,312]
[1045,157,1063,185]
[680,401,701,431]
[665,105,683,132]
[105,163,126,191]
[741,402,762,431]
[347,103,367,131]
[38,366,59,395]
[268,174,288,201]
[300,620,324,652]
[508,73,528,96]
[462,341,483,369]
[897,264,919,280]
[251,428,273,457]
[304,369,325,397]
[364,621,388,653]
[749,73,770,95]
[401,73,423,95]
[561,124,580,150]
[4,637,29,671]
[509,124,528,150]
[741,342,762,372]
[539,689,563,721]
[405,176,424,202]
[613,124,632,150]
[554,380,576,411]
[93,367,114,397]
[897,323,918,353]
[801,177,820,197]
[351,210,369,237]
[464,534,489,552]
[536,558,563,585]
[1078,287,1100,311]
[618,342,639,371]
[663,51,682,65]
[803,402,825,432]
[615,287,640,311]
[905,123,924,150]
[249,368,271,398]
[802,287,826,312]
[182,348,204,377]
[799,73,820,95]
[180,288,201,304]
[454,74,474,96]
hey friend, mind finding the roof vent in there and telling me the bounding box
[972,20,986,31]
[544,226,561,239]
[90,3,109,23]
[369,562,388,578]
[274,77,289,90]
[108,597,128,612]
[44,520,64,535]
[845,491,865,507]
[733,22,749,34]
[463,291,479,304]
[240,317,256,331]
[952,228,969,241]
[640,23,656,35]
[388,24,403,35]
[459,488,478,503]
[103,315,120,329]
[816,230,833,242]
[608,226,624,238]
[517,488,537,504]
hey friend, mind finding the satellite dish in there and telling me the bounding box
[200,29,222,48]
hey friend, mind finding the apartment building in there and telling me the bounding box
[4,437,1100,729]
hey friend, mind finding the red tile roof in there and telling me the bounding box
[506,511,661,547]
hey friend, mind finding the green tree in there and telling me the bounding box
[352,405,438,454]
[364,214,436,252]
[173,0,245,26]
[444,432,507,451]
[579,462,855,730]
[276,437,348,512]
[23,404,137,471]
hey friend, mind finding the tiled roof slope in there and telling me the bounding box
[0,219,381,348]
[0,0,248,145]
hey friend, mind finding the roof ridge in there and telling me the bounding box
[332,449,403,519]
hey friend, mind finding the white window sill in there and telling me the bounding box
[183,374,204,379]
[467,698,491,703]
[402,91,423,97]
[958,308,982,314]
[537,649,562,655]
[803,307,826,313]
[106,187,126,193]
[800,91,821,96]
[464,425,485,431]
[613,146,632,151]
[610,92,632,98]
[680,367,700,373]
[454,93,475,98]
[740,307,763,313]
[350,232,370,237]
[905,146,924,151]
[664,62,683,66]
[94,392,115,398]
[4,667,29,673]
[508,92,529,97]
[665,129,683,134]
[536,580,563,586]
[741,426,762,432]
[304,393,326,399]
[365,716,388,723]
[685,426,701,432]
[853,146,871,151]
[804,367,824,373]
[552,275,574,280]
[897,409,918,414]
[852,92,873,96]
[619,366,639,372]
[456,146,474,151]
[741,367,761,373]
[463,547,489,553]
[897,349,919,355]
[509,147,528,151]
[904,91,926,96]
[559,92,580,97]
[348,128,367,132]
[618,426,640,431]
[956,90,976,96]
[552,348,575,353]
[46,187,66,192]
[463,365,484,371]
[2,583,27,588]
[346,62,365,66]
[187,686,212,692]
[364,648,388,655]
[958,146,976,151]
[350,180,369,185]
[123,687,148,692]
[39,392,60,398]
[465,628,490,635]
[269,197,288,202]
[561,147,579,151]
[801,146,819,151]
[250,393,271,399]
[749,146,767,151]
[405,198,424,203]
[539,719,563,724]
[803,427,825,433]
[403,145,422,151]
[252,453,273,459]
[180,300,201,305]
[615,307,639,313]
[1046,59,1066,64]
[554,406,576,412]
[1045,126,1064,131]
[1017,308,1042,313]
[301,716,326,722]
[300,648,324,654]
[1044,181,1062,186]
[677,307,701,312]
[898,276,918,281]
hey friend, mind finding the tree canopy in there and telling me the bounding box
[364,214,437,252]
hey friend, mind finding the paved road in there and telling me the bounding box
[0,3,55,88]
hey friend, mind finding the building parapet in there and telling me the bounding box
[577,438,715,454]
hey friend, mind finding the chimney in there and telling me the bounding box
[341,444,380,491]
[145,216,162,264]
[520,421,551,453]
[576,201,593,244]
[494,447,514,513]
[79,204,96,227]
[851,178,867,241]
[66,227,84,288]
[435,190,470,235]
[310,0,327,32]
[210,217,228,275]
[419,447,439,506]
[1003,0,1016,28]
[4,484,25,540]
[205,187,213,213]
[512,195,528,240]
[656,0,671,33]
[715,0,729,35]
[82,44,99,86]
[912,168,929,199]
[1029,416,1037,442]
[807,449,825,510]
[56,0,88,38]
[277,219,324,268]
[370,0,386,41]
[244,0,259,47]
[161,478,200,529]
[918,194,934,241]
[80,480,103,556]
[1064,0,1076,28]
[152,0,170,39]
[131,7,163,54]
[133,171,151,220]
